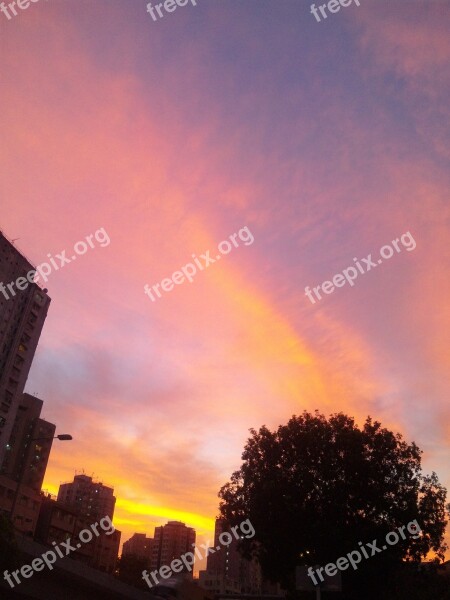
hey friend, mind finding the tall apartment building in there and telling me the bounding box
[55,475,121,573]
[122,532,154,561]
[36,494,121,574]
[0,393,55,532]
[57,474,116,520]
[0,231,51,468]
[199,519,262,595]
[150,521,196,578]
[1,393,55,490]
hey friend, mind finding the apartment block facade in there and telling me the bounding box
[1,392,55,489]
[0,392,55,533]
[0,232,51,468]
[36,494,121,574]
[199,519,262,595]
[150,521,196,577]
[57,474,116,521]
[122,532,154,561]
[54,475,121,573]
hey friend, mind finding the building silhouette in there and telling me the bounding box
[199,519,280,596]
[0,393,55,533]
[36,494,121,574]
[122,532,154,561]
[150,521,196,577]
[1,392,55,489]
[35,474,123,573]
[0,232,51,468]
[57,474,116,520]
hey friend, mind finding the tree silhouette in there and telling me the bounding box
[218,411,448,597]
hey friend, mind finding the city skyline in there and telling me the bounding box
[1,0,449,574]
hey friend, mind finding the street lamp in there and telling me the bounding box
[33,434,73,442]
[9,434,73,528]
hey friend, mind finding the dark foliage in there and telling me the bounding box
[219,411,448,598]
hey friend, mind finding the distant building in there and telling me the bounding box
[0,231,51,467]
[57,474,116,520]
[0,393,55,533]
[150,521,196,577]
[37,493,121,574]
[123,533,154,561]
[199,519,282,596]
[54,475,121,573]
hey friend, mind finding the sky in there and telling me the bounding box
[1,0,449,571]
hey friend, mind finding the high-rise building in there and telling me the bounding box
[199,519,263,595]
[36,494,121,574]
[54,475,121,574]
[1,392,55,490]
[57,474,116,520]
[0,231,51,467]
[0,393,55,533]
[122,532,154,561]
[150,521,196,577]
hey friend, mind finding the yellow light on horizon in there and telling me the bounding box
[115,499,215,532]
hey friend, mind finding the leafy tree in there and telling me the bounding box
[218,411,448,598]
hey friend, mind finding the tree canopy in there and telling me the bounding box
[218,411,448,597]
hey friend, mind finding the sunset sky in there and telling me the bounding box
[1,0,449,570]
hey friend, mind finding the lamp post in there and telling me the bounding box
[9,434,73,529]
